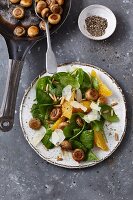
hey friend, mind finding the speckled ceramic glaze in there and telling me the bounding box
[20,63,127,168]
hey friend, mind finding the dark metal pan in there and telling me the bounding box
[0,0,71,132]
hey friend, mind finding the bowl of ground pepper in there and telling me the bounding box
[78,5,117,40]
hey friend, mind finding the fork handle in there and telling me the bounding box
[45,21,57,74]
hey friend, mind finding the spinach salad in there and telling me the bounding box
[29,68,119,162]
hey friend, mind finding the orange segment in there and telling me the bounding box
[51,116,66,131]
[91,70,112,97]
[81,100,91,112]
[72,100,91,113]
[94,131,109,151]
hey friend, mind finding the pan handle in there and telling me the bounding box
[0,59,24,132]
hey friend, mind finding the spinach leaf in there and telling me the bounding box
[36,76,51,91]
[36,89,53,104]
[53,83,63,97]
[64,113,85,139]
[91,120,105,132]
[53,72,80,89]
[63,124,75,139]
[70,123,85,140]
[71,140,87,152]
[86,150,99,161]
[42,129,54,149]
[73,128,81,136]
[100,104,119,122]
[31,103,52,126]
[80,71,92,94]
[31,104,45,123]
[72,68,84,85]
[80,130,94,149]
[91,77,99,91]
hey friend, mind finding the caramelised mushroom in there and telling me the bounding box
[76,117,84,127]
[41,8,50,18]
[39,20,52,30]
[46,0,56,6]
[58,122,69,130]
[97,96,107,104]
[36,1,47,14]
[56,0,64,6]
[48,13,61,24]
[10,0,21,3]
[50,4,63,14]
[12,7,25,19]
[50,107,62,121]
[29,118,41,130]
[14,26,26,37]
[39,20,46,30]
[20,0,32,7]
[85,88,99,101]
[72,149,85,162]
[27,25,39,37]
[60,140,72,151]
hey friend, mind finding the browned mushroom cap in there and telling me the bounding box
[10,0,21,3]
[46,0,56,6]
[27,26,39,37]
[50,107,62,121]
[20,0,32,7]
[14,26,26,37]
[56,0,64,6]
[36,1,47,14]
[12,7,25,19]
[50,4,63,14]
[76,117,84,127]
[41,8,50,18]
[29,118,41,130]
[39,20,51,30]
[72,149,85,162]
[85,88,99,101]
[60,140,72,151]
[58,122,69,130]
[48,13,61,24]
[35,0,41,3]
[97,96,107,104]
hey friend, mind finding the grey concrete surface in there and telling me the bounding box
[0,0,133,200]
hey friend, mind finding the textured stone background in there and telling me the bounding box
[0,0,133,200]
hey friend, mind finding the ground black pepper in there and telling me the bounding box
[85,15,108,37]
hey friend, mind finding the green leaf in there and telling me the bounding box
[36,76,51,91]
[100,104,119,122]
[41,129,54,149]
[91,77,99,91]
[80,130,94,149]
[36,89,53,104]
[91,120,105,132]
[53,72,80,89]
[63,124,74,139]
[73,128,81,136]
[70,123,85,140]
[31,103,52,127]
[31,103,44,123]
[86,150,99,161]
[71,140,87,152]
[72,68,84,85]
[80,71,92,95]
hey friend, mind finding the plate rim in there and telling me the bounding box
[19,62,127,169]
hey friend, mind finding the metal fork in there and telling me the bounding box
[33,1,57,74]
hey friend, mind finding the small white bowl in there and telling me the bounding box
[78,5,117,40]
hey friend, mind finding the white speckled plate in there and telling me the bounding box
[20,63,127,168]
